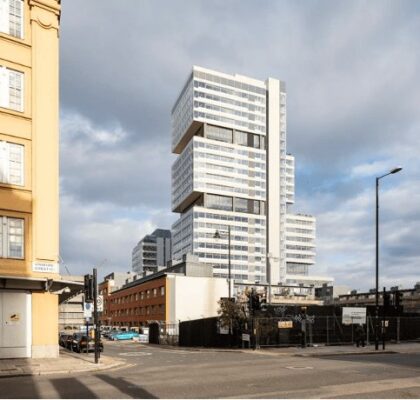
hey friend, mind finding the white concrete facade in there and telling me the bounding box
[171,66,329,291]
[166,274,228,323]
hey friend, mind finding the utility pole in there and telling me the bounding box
[93,268,100,364]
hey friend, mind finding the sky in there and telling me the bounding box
[58,0,420,291]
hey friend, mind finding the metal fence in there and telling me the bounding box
[254,316,420,348]
[156,322,179,346]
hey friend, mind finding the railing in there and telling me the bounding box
[253,316,420,348]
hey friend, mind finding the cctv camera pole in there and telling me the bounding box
[93,268,100,364]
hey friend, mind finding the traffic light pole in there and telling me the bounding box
[93,268,100,364]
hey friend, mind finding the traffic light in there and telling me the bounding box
[248,289,260,312]
[394,290,403,308]
[84,274,94,302]
[253,292,260,311]
[383,291,391,310]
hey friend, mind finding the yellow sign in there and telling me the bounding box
[9,313,21,323]
[278,320,293,329]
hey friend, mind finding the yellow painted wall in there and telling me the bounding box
[30,1,60,268]
[0,0,61,281]
[32,292,58,346]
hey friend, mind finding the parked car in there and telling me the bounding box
[71,332,104,353]
[59,333,73,348]
[110,331,139,341]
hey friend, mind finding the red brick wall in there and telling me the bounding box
[103,276,166,327]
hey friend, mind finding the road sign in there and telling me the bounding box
[278,320,293,329]
[242,333,250,342]
[84,302,93,318]
[96,295,103,312]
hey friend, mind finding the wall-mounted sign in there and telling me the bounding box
[342,307,367,325]
[278,320,293,329]
[242,333,250,342]
[7,313,21,325]
[32,262,59,274]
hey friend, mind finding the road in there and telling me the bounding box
[1,341,419,398]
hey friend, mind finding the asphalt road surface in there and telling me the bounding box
[1,341,419,398]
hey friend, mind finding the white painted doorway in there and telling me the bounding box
[0,291,31,358]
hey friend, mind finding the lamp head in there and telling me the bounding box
[213,230,221,239]
[390,166,402,174]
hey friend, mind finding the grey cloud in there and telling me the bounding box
[58,1,420,287]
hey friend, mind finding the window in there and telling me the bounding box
[234,198,248,213]
[160,287,165,296]
[0,66,23,111]
[0,141,24,185]
[235,131,248,146]
[206,194,233,211]
[153,288,157,297]
[206,125,233,143]
[0,216,24,259]
[0,0,24,39]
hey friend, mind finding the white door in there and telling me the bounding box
[0,291,31,358]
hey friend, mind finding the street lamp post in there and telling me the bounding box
[266,253,279,305]
[375,166,402,351]
[214,226,231,300]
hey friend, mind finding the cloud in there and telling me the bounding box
[58,1,420,288]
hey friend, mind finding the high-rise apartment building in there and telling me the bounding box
[171,66,331,292]
[132,229,172,274]
[0,0,62,358]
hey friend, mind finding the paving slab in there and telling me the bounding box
[0,348,125,378]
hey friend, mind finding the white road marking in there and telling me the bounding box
[118,352,152,356]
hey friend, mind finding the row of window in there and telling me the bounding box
[195,101,266,124]
[0,66,24,112]
[193,71,267,96]
[194,110,265,134]
[194,139,266,161]
[0,216,24,259]
[205,193,264,215]
[196,252,265,261]
[0,0,23,39]
[206,124,266,149]
[110,304,164,317]
[193,211,265,225]
[111,286,165,304]
[193,79,266,103]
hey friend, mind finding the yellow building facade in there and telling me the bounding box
[0,0,61,358]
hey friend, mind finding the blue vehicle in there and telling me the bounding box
[110,331,139,341]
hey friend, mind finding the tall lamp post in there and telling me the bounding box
[375,166,402,350]
[214,226,232,300]
[266,253,279,305]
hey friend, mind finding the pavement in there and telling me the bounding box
[0,341,418,379]
[0,348,125,378]
[251,341,420,357]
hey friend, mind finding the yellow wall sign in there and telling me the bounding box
[278,320,293,329]
[8,313,21,324]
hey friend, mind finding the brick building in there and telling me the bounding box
[100,255,228,329]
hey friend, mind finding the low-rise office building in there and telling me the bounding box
[337,283,420,313]
[103,255,228,328]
